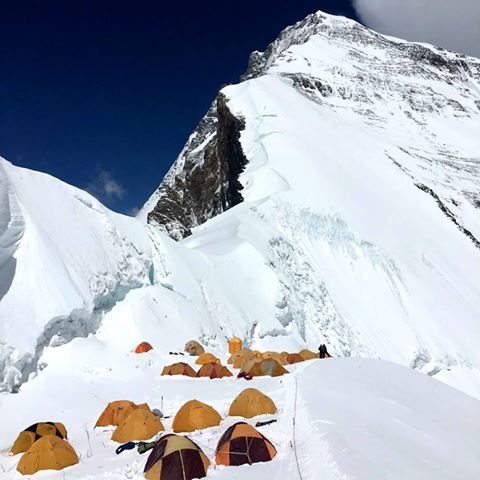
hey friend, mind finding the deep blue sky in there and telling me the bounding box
[0,1,359,214]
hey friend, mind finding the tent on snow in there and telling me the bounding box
[10,422,67,456]
[243,359,288,377]
[286,353,305,364]
[161,362,196,377]
[135,341,154,354]
[299,349,318,360]
[111,408,164,443]
[195,352,220,365]
[215,422,277,466]
[95,400,150,427]
[172,400,222,433]
[228,388,277,418]
[261,351,287,365]
[228,350,254,369]
[17,435,78,475]
[196,363,233,379]
[144,434,209,480]
[184,340,205,356]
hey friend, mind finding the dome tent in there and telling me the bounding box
[17,435,78,475]
[95,400,150,427]
[184,340,205,356]
[144,434,209,480]
[195,352,221,365]
[111,408,164,443]
[228,388,277,418]
[135,342,154,353]
[243,358,288,377]
[196,363,233,379]
[172,400,222,433]
[215,422,277,466]
[161,362,196,377]
[10,422,67,455]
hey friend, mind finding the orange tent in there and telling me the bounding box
[195,353,220,365]
[172,400,222,433]
[112,409,164,443]
[184,340,205,356]
[228,337,242,354]
[135,342,153,354]
[95,401,150,427]
[17,435,78,475]
[261,351,287,365]
[196,363,233,379]
[243,359,288,377]
[228,388,277,418]
[161,362,196,377]
[11,423,67,456]
[286,353,304,364]
[299,349,318,360]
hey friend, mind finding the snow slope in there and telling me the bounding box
[0,158,152,392]
[1,344,479,480]
[139,11,480,396]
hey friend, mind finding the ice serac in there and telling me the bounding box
[140,11,480,396]
[0,158,152,392]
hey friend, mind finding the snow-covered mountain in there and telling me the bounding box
[138,11,480,396]
[1,9,480,480]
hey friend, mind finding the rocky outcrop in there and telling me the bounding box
[145,94,247,240]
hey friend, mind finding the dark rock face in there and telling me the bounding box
[147,94,247,239]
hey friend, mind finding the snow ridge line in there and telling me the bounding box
[415,183,480,249]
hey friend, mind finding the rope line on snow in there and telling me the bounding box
[292,376,304,480]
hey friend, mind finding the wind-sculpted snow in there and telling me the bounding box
[0,158,152,392]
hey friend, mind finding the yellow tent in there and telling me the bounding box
[172,400,222,433]
[95,400,150,427]
[286,353,304,364]
[228,337,242,354]
[196,363,233,379]
[161,362,196,377]
[17,435,78,475]
[299,349,318,360]
[10,422,67,456]
[184,340,205,356]
[228,388,277,418]
[261,351,287,365]
[195,352,220,365]
[228,350,253,368]
[244,358,288,377]
[111,408,164,443]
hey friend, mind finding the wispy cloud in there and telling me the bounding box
[353,0,480,58]
[86,170,126,201]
